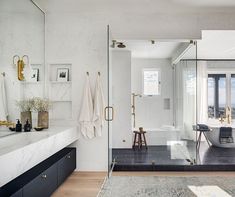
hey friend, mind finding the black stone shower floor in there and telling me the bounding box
[112,142,235,171]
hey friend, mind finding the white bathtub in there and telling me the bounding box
[205,123,235,148]
[134,126,180,146]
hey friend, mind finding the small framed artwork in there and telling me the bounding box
[31,68,39,82]
[57,68,69,82]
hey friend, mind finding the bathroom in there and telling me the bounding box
[111,31,235,170]
[2,0,235,196]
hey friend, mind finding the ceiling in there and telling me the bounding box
[114,31,235,59]
[35,0,235,13]
[197,31,235,59]
[114,40,181,59]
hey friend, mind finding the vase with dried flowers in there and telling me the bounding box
[16,99,34,126]
[33,97,52,129]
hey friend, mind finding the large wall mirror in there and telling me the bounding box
[0,0,45,124]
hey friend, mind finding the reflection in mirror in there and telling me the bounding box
[0,0,45,130]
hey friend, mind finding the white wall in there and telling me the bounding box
[112,50,132,148]
[45,13,109,171]
[132,58,173,129]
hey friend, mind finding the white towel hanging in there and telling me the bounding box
[93,73,105,137]
[79,75,95,139]
[0,74,8,120]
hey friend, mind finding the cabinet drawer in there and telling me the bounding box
[58,149,76,185]
[23,163,58,197]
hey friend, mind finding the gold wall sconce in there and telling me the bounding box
[13,55,29,81]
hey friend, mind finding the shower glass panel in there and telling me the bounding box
[107,25,114,177]
[173,43,197,165]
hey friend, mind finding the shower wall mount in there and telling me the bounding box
[111,40,126,48]
[13,55,29,81]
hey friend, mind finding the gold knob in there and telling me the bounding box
[41,174,47,179]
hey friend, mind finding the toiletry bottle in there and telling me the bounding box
[15,119,22,132]
[24,119,31,132]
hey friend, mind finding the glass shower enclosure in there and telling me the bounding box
[173,41,198,165]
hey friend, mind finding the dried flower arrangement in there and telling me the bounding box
[16,99,34,112]
[32,97,52,112]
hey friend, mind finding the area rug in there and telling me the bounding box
[98,176,235,197]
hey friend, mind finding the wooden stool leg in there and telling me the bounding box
[138,133,141,149]
[133,133,137,149]
[140,134,142,148]
[143,133,148,149]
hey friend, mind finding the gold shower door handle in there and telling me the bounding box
[105,106,114,121]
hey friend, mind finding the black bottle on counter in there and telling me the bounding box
[15,119,22,132]
[24,119,31,132]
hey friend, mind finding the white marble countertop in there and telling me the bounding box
[0,126,78,187]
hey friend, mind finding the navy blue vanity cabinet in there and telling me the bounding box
[23,162,58,197]
[10,189,23,197]
[58,148,76,186]
[1,148,76,197]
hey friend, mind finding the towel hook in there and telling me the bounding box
[86,72,89,76]
[1,72,5,77]
[98,72,100,76]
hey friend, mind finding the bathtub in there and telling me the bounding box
[205,122,235,148]
[134,125,180,146]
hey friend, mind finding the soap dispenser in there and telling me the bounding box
[24,119,31,132]
[15,119,22,132]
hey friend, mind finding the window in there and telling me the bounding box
[231,74,235,119]
[142,69,160,96]
[207,74,226,119]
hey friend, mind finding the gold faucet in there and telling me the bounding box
[219,115,225,124]
[132,93,142,128]
[0,120,15,127]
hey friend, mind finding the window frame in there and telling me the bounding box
[207,69,235,120]
[142,68,161,97]
[207,73,227,119]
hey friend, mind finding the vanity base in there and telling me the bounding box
[0,147,76,197]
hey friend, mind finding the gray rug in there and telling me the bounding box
[98,176,235,197]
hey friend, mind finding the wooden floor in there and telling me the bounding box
[52,172,106,197]
[52,171,235,197]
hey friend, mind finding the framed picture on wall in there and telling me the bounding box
[57,68,69,82]
[31,68,39,82]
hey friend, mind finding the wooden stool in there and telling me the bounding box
[132,131,148,150]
